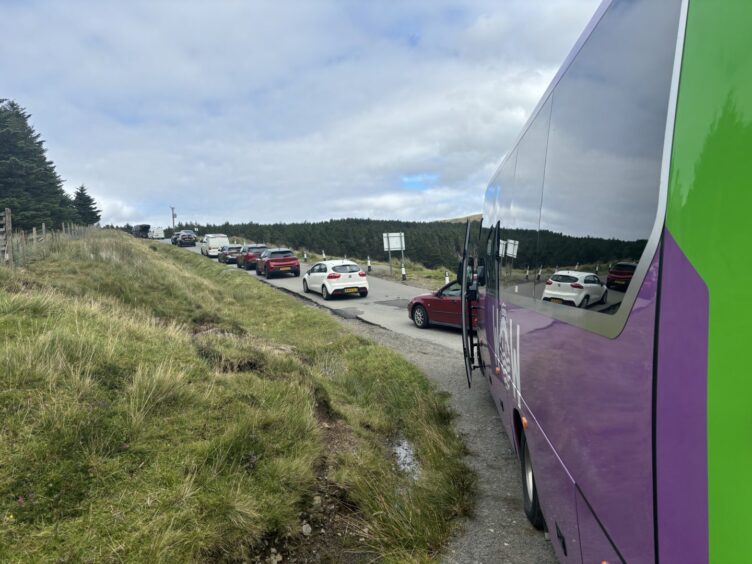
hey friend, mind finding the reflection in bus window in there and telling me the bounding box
[535,0,679,316]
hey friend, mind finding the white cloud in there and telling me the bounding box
[1,0,600,226]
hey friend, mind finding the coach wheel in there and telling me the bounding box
[520,431,545,530]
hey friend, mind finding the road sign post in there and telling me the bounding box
[383,232,405,277]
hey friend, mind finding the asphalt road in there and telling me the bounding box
[176,242,556,563]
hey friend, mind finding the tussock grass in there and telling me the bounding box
[0,231,474,562]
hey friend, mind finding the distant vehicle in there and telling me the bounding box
[541,271,607,308]
[170,232,180,245]
[132,224,150,238]
[302,260,368,299]
[407,280,476,329]
[236,244,268,270]
[200,234,230,258]
[217,244,243,264]
[148,227,165,240]
[176,230,197,247]
[606,261,637,291]
[256,248,301,279]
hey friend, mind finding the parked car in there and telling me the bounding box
[407,280,477,329]
[200,234,230,258]
[607,261,638,291]
[256,248,301,279]
[176,230,197,247]
[302,260,368,299]
[217,244,243,264]
[132,224,150,238]
[236,244,268,270]
[542,270,607,308]
[170,232,180,245]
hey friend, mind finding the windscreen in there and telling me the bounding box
[332,265,360,273]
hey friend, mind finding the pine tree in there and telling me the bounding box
[0,99,75,230]
[72,185,101,225]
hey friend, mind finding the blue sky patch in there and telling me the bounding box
[400,173,439,191]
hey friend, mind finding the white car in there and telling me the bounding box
[542,270,607,308]
[200,234,230,258]
[302,260,369,299]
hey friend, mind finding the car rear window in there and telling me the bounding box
[271,251,294,258]
[551,274,578,283]
[332,265,360,273]
[228,245,242,250]
[613,263,636,272]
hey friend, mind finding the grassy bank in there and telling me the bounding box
[0,231,474,562]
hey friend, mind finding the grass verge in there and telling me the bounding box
[0,231,474,562]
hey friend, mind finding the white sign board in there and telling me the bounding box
[383,232,405,252]
[498,240,507,258]
[506,239,519,259]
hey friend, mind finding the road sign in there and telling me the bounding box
[506,239,519,259]
[383,232,405,252]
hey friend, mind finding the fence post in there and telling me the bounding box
[1,208,13,265]
[444,271,449,284]
[32,227,37,249]
[42,223,46,241]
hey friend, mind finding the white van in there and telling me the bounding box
[201,234,230,258]
[148,226,165,239]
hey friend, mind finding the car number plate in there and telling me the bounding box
[550,298,563,304]
[280,267,291,271]
[344,287,359,293]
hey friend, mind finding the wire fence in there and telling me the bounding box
[1,208,94,268]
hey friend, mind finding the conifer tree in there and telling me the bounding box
[0,99,75,229]
[72,185,101,225]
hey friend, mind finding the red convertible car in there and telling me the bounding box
[407,280,477,329]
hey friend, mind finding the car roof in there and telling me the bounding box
[268,247,292,252]
[553,270,597,277]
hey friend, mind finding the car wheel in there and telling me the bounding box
[359,289,368,298]
[236,261,242,268]
[580,295,590,309]
[600,290,608,305]
[322,286,331,300]
[293,270,300,277]
[265,268,271,279]
[520,431,545,530]
[303,280,310,293]
[412,304,429,328]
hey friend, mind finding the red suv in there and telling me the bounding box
[256,248,300,278]
[606,261,637,291]
[407,280,477,329]
[237,244,268,270]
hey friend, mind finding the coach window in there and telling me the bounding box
[538,0,682,319]
[496,96,551,303]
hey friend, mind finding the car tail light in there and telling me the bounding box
[358,271,366,277]
[570,282,584,289]
[545,279,553,285]
[327,273,341,279]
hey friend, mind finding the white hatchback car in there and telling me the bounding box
[542,270,607,308]
[302,260,369,299]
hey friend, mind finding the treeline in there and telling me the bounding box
[170,218,646,269]
[0,99,101,230]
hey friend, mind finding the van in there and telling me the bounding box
[200,234,230,258]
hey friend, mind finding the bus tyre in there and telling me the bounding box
[412,305,429,329]
[520,431,545,530]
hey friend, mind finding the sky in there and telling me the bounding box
[1,0,599,227]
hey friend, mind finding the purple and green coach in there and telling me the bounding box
[460,1,752,561]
